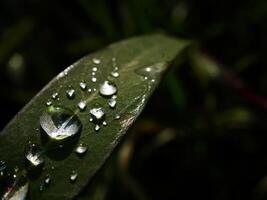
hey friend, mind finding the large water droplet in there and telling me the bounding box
[89,107,105,123]
[40,106,82,141]
[69,171,78,182]
[25,143,44,168]
[75,144,88,156]
[99,81,117,97]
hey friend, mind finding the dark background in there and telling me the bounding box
[1,0,267,199]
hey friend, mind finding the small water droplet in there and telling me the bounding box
[99,81,117,97]
[46,100,52,107]
[89,118,93,122]
[52,92,59,100]
[44,175,51,185]
[25,143,44,168]
[110,71,119,78]
[92,72,96,76]
[77,101,87,112]
[102,121,107,126]
[95,124,100,132]
[93,88,97,92]
[75,144,88,156]
[115,115,120,120]
[88,88,92,93]
[40,106,82,141]
[66,89,75,99]
[92,67,98,72]
[80,81,87,91]
[92,58,101,65]
[70,171,78,182]
[90,107,105,122]
[108,98,116,108]
[91,77,97,83]
[135,62,166,79]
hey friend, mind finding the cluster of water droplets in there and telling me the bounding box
[0,56,150,199]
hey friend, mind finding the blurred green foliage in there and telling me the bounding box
[1,0,267,199]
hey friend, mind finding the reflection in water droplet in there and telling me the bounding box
[90,107,105,122]
[40,106,82,141]
[52,93,59,100]
[79,81,87,91]
[75,144,88,156]
[91,77,97,83]
[108,98,116,108]
[66,89,75,99]
[70,171,78,182]
[92,58,101,65]
[25,143,44,167]
[77,101,87,112]
[110,71,119,78]
[99,81,117,97]
[95,124,100,132]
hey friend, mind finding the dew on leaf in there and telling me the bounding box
[79,81,87,91]
[52,93,59,100]
[70,171,78,182]
[89,107,105,123]
[99,81,117,97]
[25,143,44,168]
[77,101,87,112]
[75,144,88,156]
[40,106,82,141]
[108,98,116,108]
[66,89,75,99]
[92,58,101,65]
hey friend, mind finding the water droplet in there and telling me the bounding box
[70,171,78,182]
[93,88,97,92]
[108,98,116,108]
[92,72,96,76]
[44,175,51,185]
[66,89,75,99]
[91,77,97,83]
[99,81,117,97]
[92,58,101,65]
[80,81,87,91]
[95,124,100,132]
[90,107,105,122]
[77,101,87,112]
[75,144,88,156]
[46,100,52,107]
[110,71,119,78]
[135,62,166,79]
[25,143,44,168]
[40,106,82,141]
[52,92,59,100]
[102,121,107,126]
[89,118,93,122]
[88,88,92,93]
[115,115,120,120]
[92,67,98,72]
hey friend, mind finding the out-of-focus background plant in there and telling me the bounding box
[1,0,267,199]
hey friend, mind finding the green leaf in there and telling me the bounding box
[0,34,190,200]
